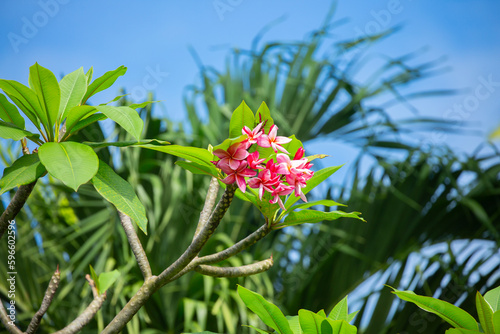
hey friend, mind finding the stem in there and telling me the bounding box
[194,257,274,278]
[0,304,23,334]
[118,211,152,280]
[102,184,237,334]
[52,293,107,334]
[0,181,37,240]
[193,177,219,240]
[26,267,61,334]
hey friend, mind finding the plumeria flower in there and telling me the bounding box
[247,151,265,170]
[286,173,308,202]
[248,169,281,199]
[276,153,311,176]
[221,160,256,193]
[257,125,292,154]
[213,142,249,170]
[269,183,295,210]
[242,122,264,147]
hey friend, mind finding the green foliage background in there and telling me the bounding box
[1,18,499,334]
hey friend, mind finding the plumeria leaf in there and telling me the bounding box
[29,62,60,135]
[493,311,500,333]
[476,291,494,334]
[242,325,272,334]
[286,316,304,334]
[485,285,500,312]
[328,296,349,321]
[229,100,254,138]
[255,101,274,134]
[298,309,327,333]
[71,113,107,134]
[91,160,148,234]
[444,330,483,334]
[176,161,218,177]
[391,288,479,330]
[83,139,170,149]
[99,270,120,293]
[100,94,128,105]
[65,105,97,133]
[0,153,45,195]
[129,101,159,109]
[277,209,364,229]
[0,79,41,127]
[0,93,25,128]
[284,165,343,209]
[307,154,329,162]
[89,265,100,294]
[38,142,99,191]
[95,105,143,140]
[138,144,215,168]
[83,65,126,104]
[289,200,346,212]
[0,121,38,141]
[58,67,87,121]
[237,285,293,334]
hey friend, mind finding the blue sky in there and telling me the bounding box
[0,0,499,159]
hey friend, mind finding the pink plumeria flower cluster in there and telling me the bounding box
[213,123,314,210]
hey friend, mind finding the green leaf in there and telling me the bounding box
[95,105,143,140]
[346,311,359,324]
[0,121,38,141]
[289,200,346,212]
[83,65,126,104]
[493,311,500,333]
[281,135,303,157]
[242,325,272,334]
[29,62,60,135]
[485,285,500,312]
[129,101,159,109]
[255,101,274,133]
[85,67,93,85]
[138,144,215,168]
[278,210,365,228]
[317,310,327,318]
[91,160,148,234]
[298,309,326,334]
[285,165,343,209]
[58,67,87,121]
[0,79,41,127]
[83,139,170,149]
[476,291,494,334]
[0,93,24,128]
[89,264,100,294]
[98,270,120,292]
[237,285,293,334]
[327,320,357,334]
[213,135,247,152]
[444,329,483,334]
[0,154,45,195]
[328,296,348,321]
[38,141,99,191]
[71,113,107,133]
[64,105,97,133]
[286,316,304,334]
[229,100,254,138]
[176,161,218,177]
[307,154,329,162]
[391,289,479,330]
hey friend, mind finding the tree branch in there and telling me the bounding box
[193,177,219,240]
[52,293,107,334]
[0,303,23,334]
[0,181,37,240]
[157,183,237,284]
[194,257,274,278]
[118,211,152,280]
[26,267,61,334]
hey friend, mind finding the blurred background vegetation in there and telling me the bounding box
[1,12,500,334]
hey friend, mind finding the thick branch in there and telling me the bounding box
[118,211,152,279]
[102,184,237,334]
[53,293,107,334]
[194,257,274,278]
[0,181,37,239]
[157,183,237,284]
[26,267,61,334]
[193,177,219,240]
[0,303,23,334]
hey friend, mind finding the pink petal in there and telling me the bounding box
[278,197,286,211]
[222,174,235,184]
[213,149,230,159]
[236,175,247,193]
[268,125,278,140]
[275,136,292,145]
[229,158,241,170]
[275,144,290,154]
[233,149,249,160]
[257,135,271,148]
